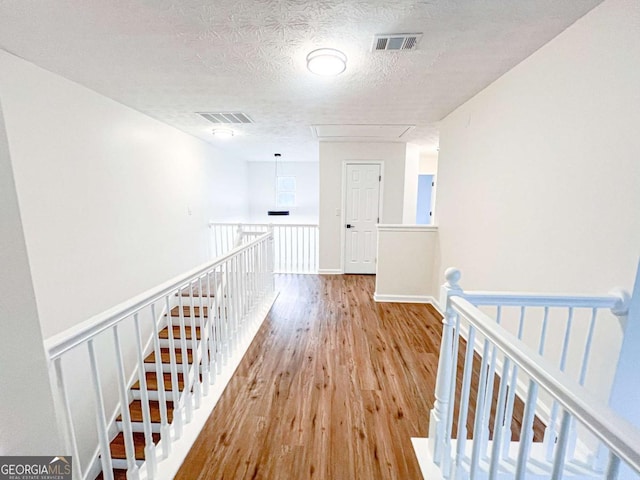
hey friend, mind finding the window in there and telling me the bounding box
[277,176,296,207]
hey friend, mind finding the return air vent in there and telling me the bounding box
[372,33,422,51]
[197,112,254,124]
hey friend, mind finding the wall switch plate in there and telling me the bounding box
[335,208,340,216]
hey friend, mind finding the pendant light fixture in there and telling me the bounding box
[267,153,290,216]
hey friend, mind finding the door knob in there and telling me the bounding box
[346,224,353,228]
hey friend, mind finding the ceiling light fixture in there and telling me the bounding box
[212,128,234,139]
[306,48,347,76]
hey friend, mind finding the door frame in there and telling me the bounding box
[340,160,385,274]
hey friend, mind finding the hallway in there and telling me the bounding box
[176,274,441,479]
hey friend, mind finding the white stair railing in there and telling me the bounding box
[210,222,318,274]
[424,268,639,480]
[44,231,274,480]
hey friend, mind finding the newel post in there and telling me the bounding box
[234,223,244,248]
[429,267,463,467]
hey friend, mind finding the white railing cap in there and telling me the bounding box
[443,267,629,315]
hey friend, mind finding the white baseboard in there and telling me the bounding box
[373,293,437,304]
[318,269,343,275]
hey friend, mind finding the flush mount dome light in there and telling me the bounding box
[306,48,347,76]
[212,128,234,139]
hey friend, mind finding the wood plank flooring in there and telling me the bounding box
[176,274,543,480]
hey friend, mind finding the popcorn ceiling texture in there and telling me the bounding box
[0,0,601,161]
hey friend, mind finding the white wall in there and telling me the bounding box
[318,142,407,272]
[0,100,62,456]
[402,144,420,224]
[374,225,438,302]
[435,0,640,400]
[419,153,438,175]
[247,161,319,223]
[0,49,249,339]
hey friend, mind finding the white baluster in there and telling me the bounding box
[223,261,233,358]
[429,267,462,466]
[234,223,243,247]
[253,244,259,305]
[293,227,300,273]
[550,410,572,480]
[452,326,476,480]
[488,357,511,480]
[52,358,83,480]
[198,277,210,396]
[148,304,170,458]
[287,226,292,273]
[133,313,157,478]
[578,308,598,386]
[538,307,550,355]
[214,266,223,373]
[188,282,202,409]
[268,227,275,293]
[514,381,538,479]
[500,307,525,460]
[481,344,498,457]
[233,254,242,341]
[605,452,621,480]
[545,308,574,460]
[314,226,319,273]
[444,313,461,454]
[277,226,283,273]
[87,339,114,480]
[177,292,192,423]
[470,339,491,479]
[308,226,313,273]
[206,271,217,384]
[113,326,140,479]
[164,296,182,438]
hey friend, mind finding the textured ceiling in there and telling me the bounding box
[0,0,602,162]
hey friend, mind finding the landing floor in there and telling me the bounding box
[175,274,540,480]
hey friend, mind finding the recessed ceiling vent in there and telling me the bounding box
[197,112,253,124]
[372,33,422,51]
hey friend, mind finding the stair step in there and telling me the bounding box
[117,400,174,424]
[178,283,216,297]
[132,371,184,392]
[170,305,208,318]
[95,469,128,480]
[159,325,201,340]
[108,432,160,460]
[144,348,193,365]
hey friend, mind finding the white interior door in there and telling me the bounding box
[344,163,381,274]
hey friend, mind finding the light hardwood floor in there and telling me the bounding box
[175,274,542,480]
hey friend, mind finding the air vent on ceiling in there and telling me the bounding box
[197,112,254,124]
[372,33,422,51]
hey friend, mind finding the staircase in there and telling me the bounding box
[416,268,640,480]
[97,301,207,480]
[45,230,275,480]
